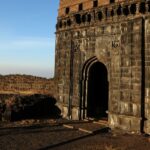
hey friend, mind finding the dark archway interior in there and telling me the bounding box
[87,62,108,119]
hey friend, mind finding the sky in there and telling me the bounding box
[0,0,59,78]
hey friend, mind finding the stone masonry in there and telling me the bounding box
[55,0,150,134]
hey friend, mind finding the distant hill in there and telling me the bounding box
[0,74,55,95]
[0,74,52,82]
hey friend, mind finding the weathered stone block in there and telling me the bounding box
[119,117,131,131]
[119,102,131,115]
[110,101,119,113]
[120,91,131,102]
[145,104,150,119]
[131,94,141,103]
[144,120,150,134]
[62,106,68,118]
[109,113,119,129]
[72,107,79,120]
[145,88,150,97]
[130,118,141,132]
[145,97,150,104]
[132,104,141,117]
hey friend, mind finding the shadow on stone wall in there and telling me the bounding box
[0,94,61,121]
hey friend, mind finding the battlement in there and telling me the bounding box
[57,0,150,31]
[58,0,125,16]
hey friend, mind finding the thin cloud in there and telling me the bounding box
[0,37,55,51]
[0,63,54,78]
[0,37,55,78]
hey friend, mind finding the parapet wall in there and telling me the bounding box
[59,0,125,16]
[0,75,56,97]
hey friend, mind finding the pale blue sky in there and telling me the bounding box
[0,0,59,78]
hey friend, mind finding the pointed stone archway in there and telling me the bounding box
[80,57,109,120]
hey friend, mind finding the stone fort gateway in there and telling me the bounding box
[54,0,150,134]
[2,0,150,135]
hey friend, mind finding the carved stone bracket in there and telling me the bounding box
[72,41,80,52]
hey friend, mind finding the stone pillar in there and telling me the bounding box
[144,17,150,134]
[109,18,143,133]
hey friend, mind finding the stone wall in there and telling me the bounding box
[55,0,150,134]
[144,17,150,134]
[0,75,56,97]
[59,0,126,17]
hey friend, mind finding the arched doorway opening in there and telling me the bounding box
[81,57,108,120]
[87,61,108,119]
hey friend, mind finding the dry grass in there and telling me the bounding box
[105,145,124,150]
[0,90,35,95]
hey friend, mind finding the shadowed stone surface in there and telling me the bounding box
[55,0,150,134]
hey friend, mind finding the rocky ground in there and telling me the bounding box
[0,119,150,150]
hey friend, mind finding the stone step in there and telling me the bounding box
[93,120,108,126]
[63,120,108,134]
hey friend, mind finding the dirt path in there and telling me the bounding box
[0,119,150,150]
